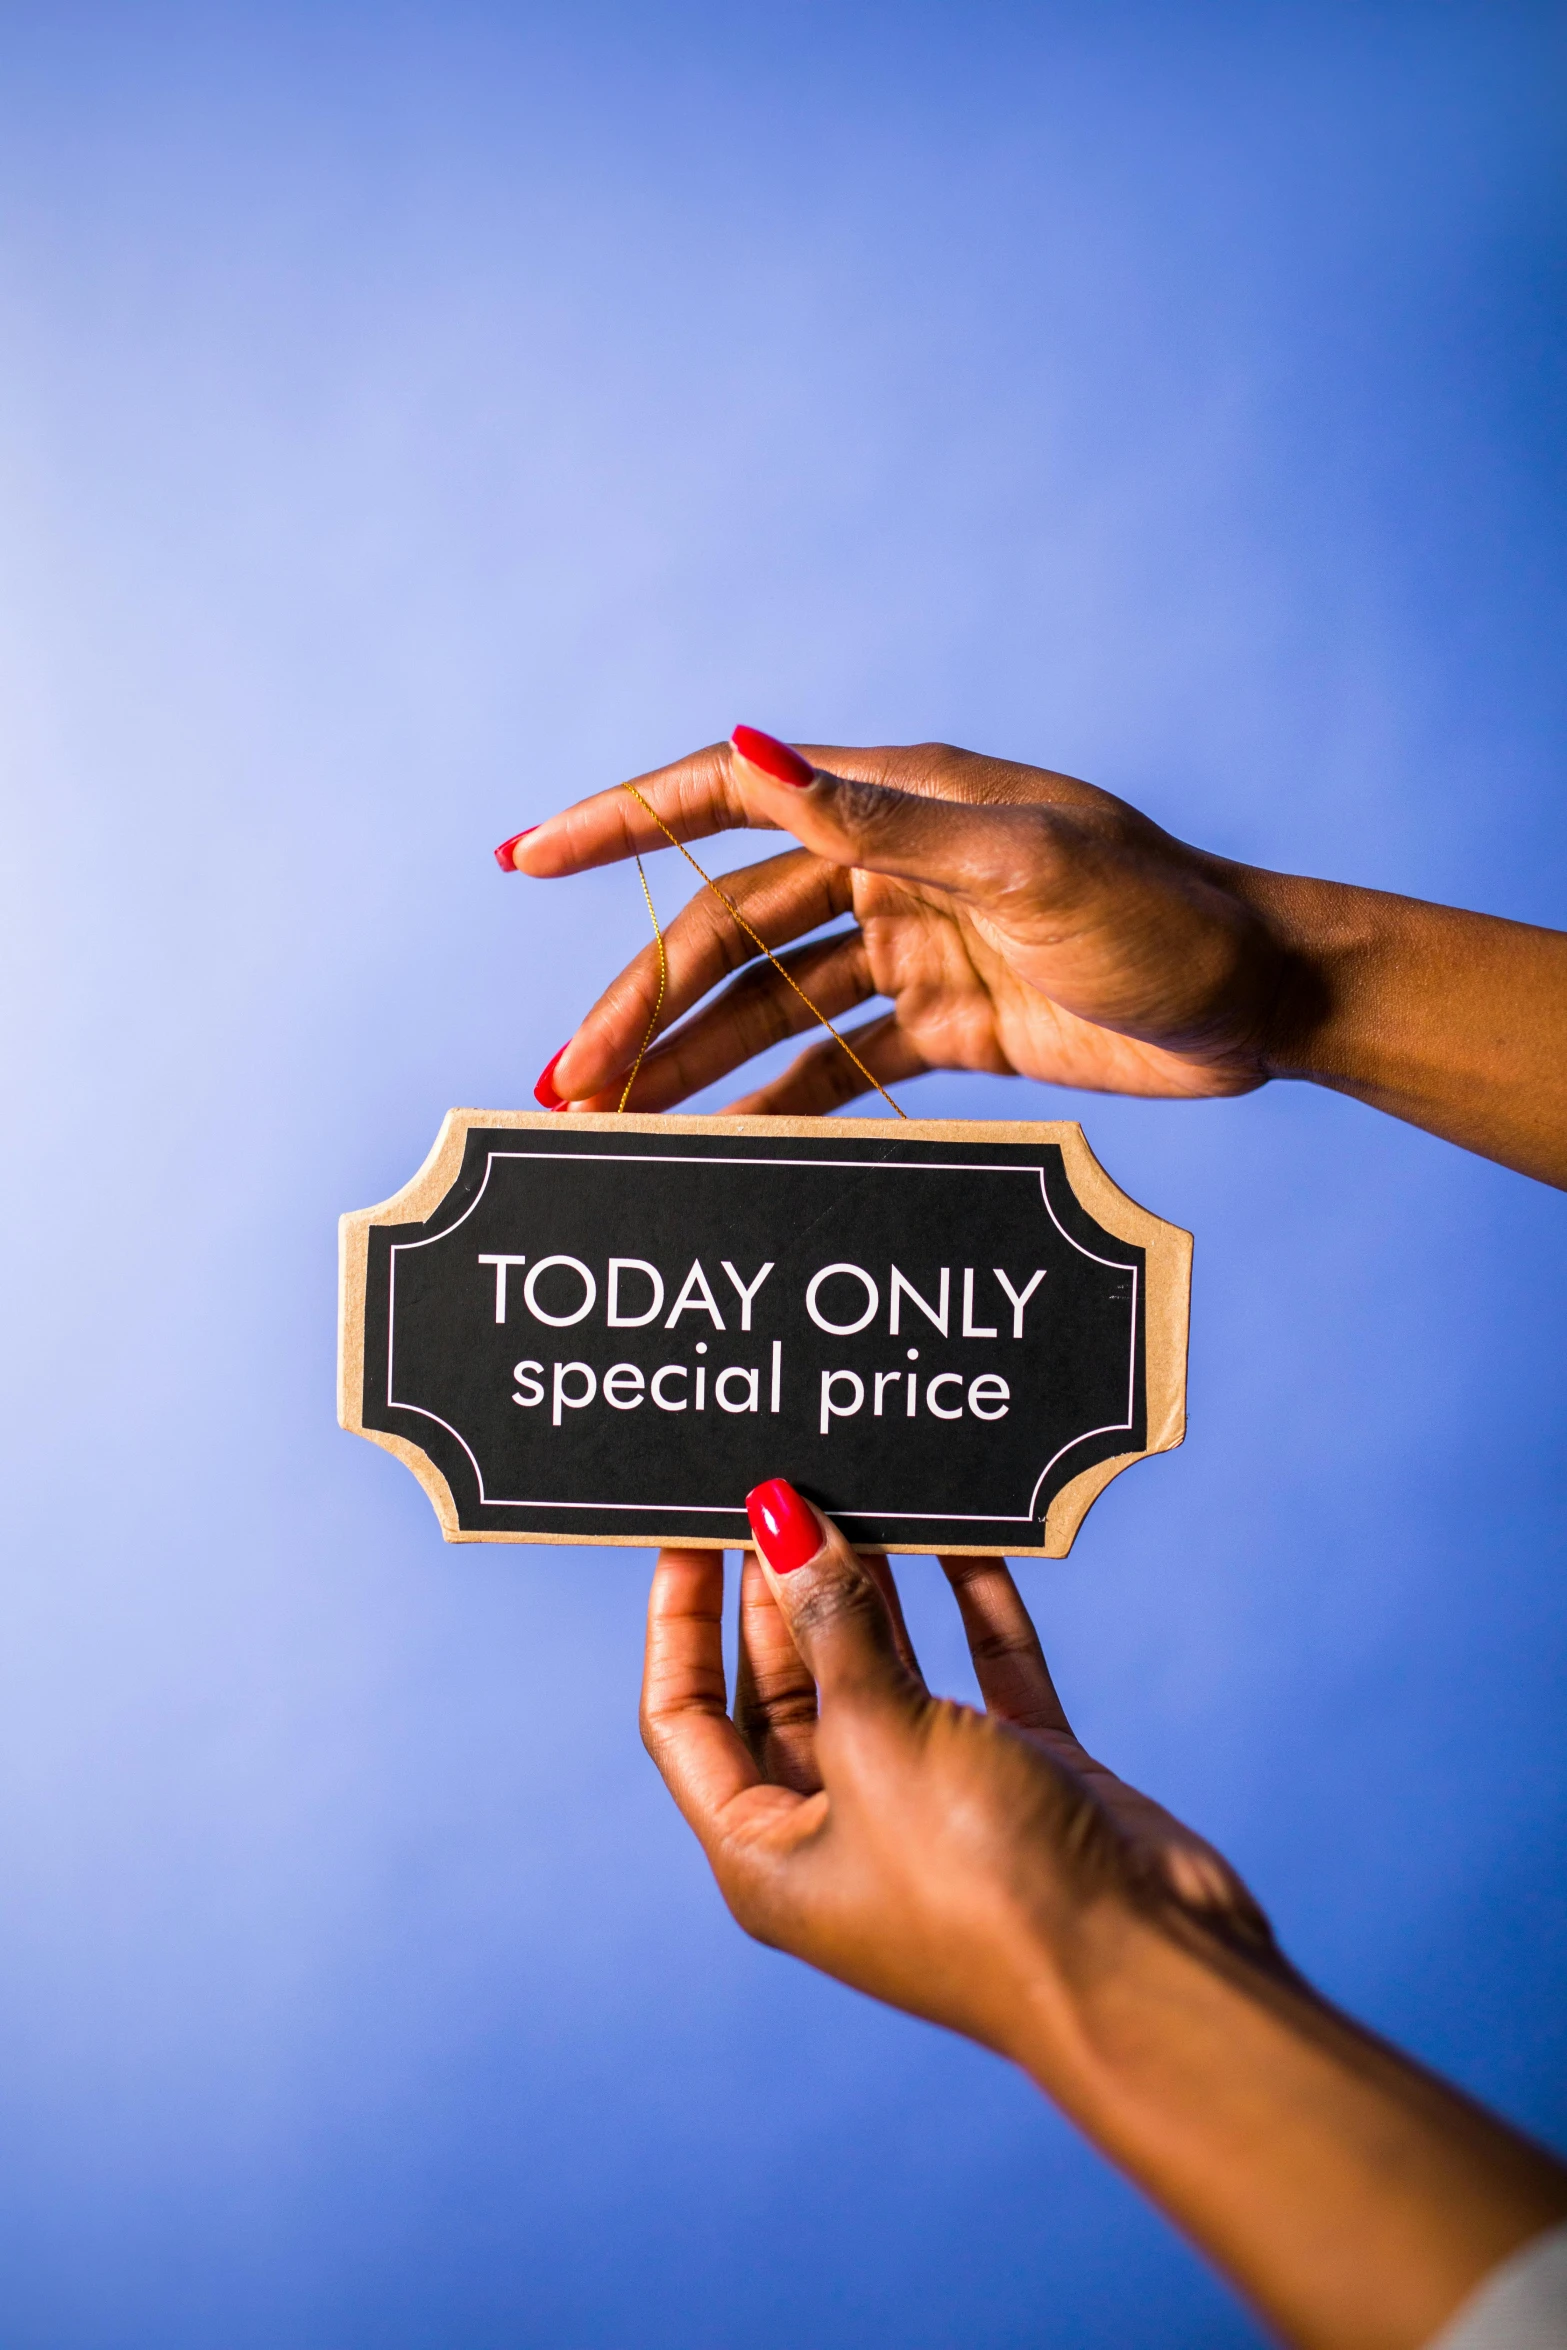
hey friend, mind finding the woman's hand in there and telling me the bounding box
[642,1488,1273,2055]
[641,1488,1567,2350]
[506,731,1567,1184]
[514,735,1297,1114]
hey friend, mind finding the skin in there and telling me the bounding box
[514,736,1567,1186]
[505,738,1567,2337]
[642,1521,1567,2350]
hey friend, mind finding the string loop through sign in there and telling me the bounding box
[615,779,907,1119]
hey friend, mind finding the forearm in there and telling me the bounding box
[1005,1906,1567,2350]
[1236,866,1567,1188]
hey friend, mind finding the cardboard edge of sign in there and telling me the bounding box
[338,1110,1192,1561]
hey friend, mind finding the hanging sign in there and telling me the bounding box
[338,1112,1190,1557]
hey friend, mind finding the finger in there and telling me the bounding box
[614,934,878,1113]
[733,1553,822,1793]
[550,850,853,1102]
[732,1547,927,1777]
[563,927,875,1113]
[938,1554,1074,1734]
[511,742,757,878]
[858,1553,929,1690]
[745,1481,922,1719]
[727,1012,934,1117]
[575,934,877,1113]
[504,735,966,881]
[640,1549,763,1837]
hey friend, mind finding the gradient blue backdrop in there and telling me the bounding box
[1,5,1563,2344]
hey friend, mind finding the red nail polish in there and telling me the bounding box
[730,726,814,789]
[534,1044,571,1111]
[746,1478,822,1575]
[494,827,537,871]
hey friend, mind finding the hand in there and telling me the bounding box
[641,1487,1567,2350]
[518,736,1300,1115]
[641,1500,1273,2058]
[507,730,1567,1184]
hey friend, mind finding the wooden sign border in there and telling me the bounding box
[338,1112,1191,1558]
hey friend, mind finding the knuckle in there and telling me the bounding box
[722,964,801,1054]
[790,1569,884,1649]
[746,999,797,1058]
[795,936,866,1018]
[754,1687,818,1733]
[967,1625,1033,1671]
[809,1029,876,1104]
[831,773,905,852]
[722,1876,782,1949]
[841,930,874,989]
[637,1699,667,1761]
[700,896,758,980]
[780,1041,853,1109]
[671,744,744,828]
[909,739,961,774]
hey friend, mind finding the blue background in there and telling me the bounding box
[2,5,1564,2343]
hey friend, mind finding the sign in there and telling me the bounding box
[338,1113,1190,1557]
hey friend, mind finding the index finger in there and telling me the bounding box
[505,733,946,880]
[513,741,763,878]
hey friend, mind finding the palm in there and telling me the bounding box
[848,866,1260,1103]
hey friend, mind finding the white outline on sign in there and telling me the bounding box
[385,1151,1139,1526]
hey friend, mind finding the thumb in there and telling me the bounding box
[727,726,1083,914]
[745,1479,921,1719]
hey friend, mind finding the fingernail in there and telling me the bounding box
[533,1044,571,1112]
[494,827,537,871]
[746,1478,822,1575]
[730,726,814,789]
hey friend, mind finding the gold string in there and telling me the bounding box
[616,857,667,1113]
[616,779,906,1119]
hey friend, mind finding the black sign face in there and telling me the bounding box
[341,1115,1189,1556]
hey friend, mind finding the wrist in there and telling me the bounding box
[996,1885,1284,2119]
[1224,862,1388,1088]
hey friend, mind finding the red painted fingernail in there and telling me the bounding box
[746,1478,823,1575]
[730,726,814,789]
[494,827,537,871]
[533,1044,571,1111]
